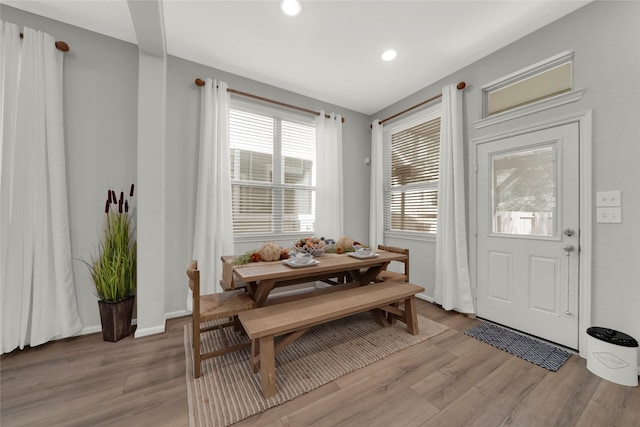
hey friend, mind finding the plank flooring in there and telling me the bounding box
[2,300,639,426]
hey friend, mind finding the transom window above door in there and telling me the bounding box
[483,51,574,118]
[474,51,583,129]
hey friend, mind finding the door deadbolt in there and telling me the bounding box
[563,228,575,237]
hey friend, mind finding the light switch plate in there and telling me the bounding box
[597,207,622,223]
[596,191,621,207]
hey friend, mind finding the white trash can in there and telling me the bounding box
[586,327,638,387]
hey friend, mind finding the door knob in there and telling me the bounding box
[563,244,575,252]
[563,228,575,237]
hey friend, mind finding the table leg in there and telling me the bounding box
[353,262,390,285]
[253,279,276,307]
[247,283,257,300]
[259,336,277,398]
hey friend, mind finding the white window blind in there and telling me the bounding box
[384,116,440,234]
[229,104,316,235]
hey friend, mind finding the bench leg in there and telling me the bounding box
[259,336,277,398]
[405,296,418,335]
[388,301,400,325]
[370,308,390,327]
[251,339,260,373]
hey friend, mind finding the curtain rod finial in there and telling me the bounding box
[195,78,205,87]
[55,41,69,52]
[457,82,466,90]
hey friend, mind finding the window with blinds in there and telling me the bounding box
[229,104,316,236]
[384,116,440,234]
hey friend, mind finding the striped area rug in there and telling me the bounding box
[465,321,572,371]
[184,312,448,427]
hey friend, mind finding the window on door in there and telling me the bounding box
[384,109,441,235]
[229,100,316,238]
[491,145,556,236]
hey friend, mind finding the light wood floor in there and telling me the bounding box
[2,300,639,427]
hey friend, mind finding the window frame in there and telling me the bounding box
[482,51,575,118]
[474,50,584,129]
[383,103,441,242]
[229,97,317,245]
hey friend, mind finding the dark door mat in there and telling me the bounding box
[465,321,572,371]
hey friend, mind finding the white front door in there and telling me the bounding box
[476,123,580,349]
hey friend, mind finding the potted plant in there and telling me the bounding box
[85,184,137,342]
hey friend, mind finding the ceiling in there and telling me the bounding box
[4,0,591,115]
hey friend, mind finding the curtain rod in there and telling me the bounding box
[19,33,69,52]
[195,78,345,123]
[371,81,466,128]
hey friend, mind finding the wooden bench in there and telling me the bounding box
[237,281,424,398]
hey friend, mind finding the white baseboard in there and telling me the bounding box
[77,325,102,336]
[416,293,435,303]
[132,311,191,338]
[166,309,190,319]
[78,317,138,337]
[74,310,190,339]
[134,324,166,338]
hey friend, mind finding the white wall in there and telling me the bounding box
[372,1,640,342]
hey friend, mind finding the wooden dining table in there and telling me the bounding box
[221,250,407,307]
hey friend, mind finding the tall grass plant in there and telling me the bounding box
[84,185,136,302]
[89,211,136,302]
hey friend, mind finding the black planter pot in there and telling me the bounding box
[98,296,135,342]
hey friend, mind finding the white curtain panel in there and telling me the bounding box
[191,78,234,299]
[434,84,475,313]
[315,112,343,239]
[0,22,83,354]
[368,120,384,249]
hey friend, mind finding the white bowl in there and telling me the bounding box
[356,248,371,256]
[291,254,313,264]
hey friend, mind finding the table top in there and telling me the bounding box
[225,251,406,284]
[222,250,407,306]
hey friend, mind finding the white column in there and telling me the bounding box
[128,0,168,337]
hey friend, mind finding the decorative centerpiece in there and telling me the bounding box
[324,236,363,254]
[292,237,328,257]
[231,236,368,265]
[233,242,289,265]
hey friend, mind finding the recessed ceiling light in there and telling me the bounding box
[281,0,301,16]
[381,50,397,61]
